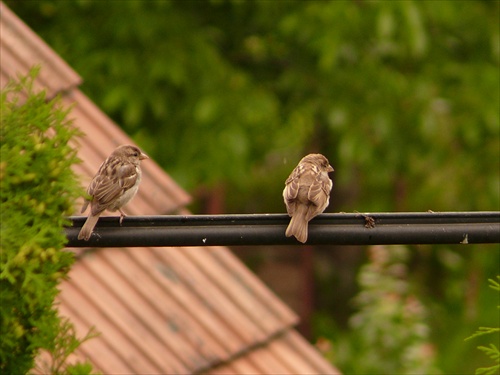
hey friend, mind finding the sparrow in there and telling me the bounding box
[283,153,334,243]
[78,144,149,241]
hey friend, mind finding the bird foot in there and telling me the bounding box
[119,210,127,226]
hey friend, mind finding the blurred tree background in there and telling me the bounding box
[7,0,499,373]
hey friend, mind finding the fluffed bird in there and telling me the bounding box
[283,153,334,243]
[78,144,148,241]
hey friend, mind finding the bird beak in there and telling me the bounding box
[139,152,149,160]
[327,165,334,172]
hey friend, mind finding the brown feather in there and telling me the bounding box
[77,214,100,241]
[78,144,148,241]
[283,153,334,243]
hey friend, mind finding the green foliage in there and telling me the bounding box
[33,318,100,375]
[465,277,500,375]
[0,69,93,374]
[7,0,498,213]
[323,246,441,374]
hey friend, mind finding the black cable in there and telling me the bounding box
[65,212,500,247]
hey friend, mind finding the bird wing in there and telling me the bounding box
[306,171,332,221]
[283,166,304,216]
[88,162,138,216]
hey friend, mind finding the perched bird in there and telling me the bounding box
[283,153,334,243]
[78,145,148,241]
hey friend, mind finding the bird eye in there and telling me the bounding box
[133,152,139,157]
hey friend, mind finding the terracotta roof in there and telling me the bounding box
[1,3,340,374]
[0,2,81,97]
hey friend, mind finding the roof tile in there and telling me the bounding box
[0,2,81,96]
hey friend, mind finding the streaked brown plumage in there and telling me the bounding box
[283,153,334,243]
[78,145,148,241]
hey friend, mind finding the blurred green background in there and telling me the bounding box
[7,1,499,373]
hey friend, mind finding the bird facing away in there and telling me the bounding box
[78,144,149,241]
[283,153,334,243]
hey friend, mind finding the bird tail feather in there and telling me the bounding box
[285,205,309,243]
[78,214,100,241]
